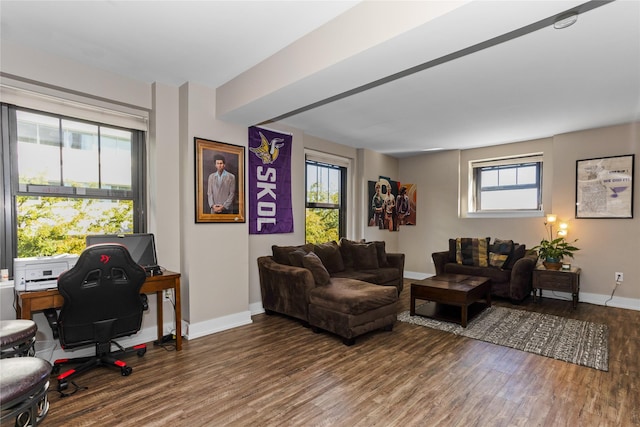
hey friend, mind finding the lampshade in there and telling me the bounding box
[557,222,568,237]
[546,214,557,223]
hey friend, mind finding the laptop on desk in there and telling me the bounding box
[85,233,162,276]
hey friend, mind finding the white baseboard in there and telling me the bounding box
[185,310,252,340]
[249,301,265,316]
[404,271,639,312]
[539,289,640,311]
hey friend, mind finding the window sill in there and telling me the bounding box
[465,211,544,219]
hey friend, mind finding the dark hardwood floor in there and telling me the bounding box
[42,281,639,426]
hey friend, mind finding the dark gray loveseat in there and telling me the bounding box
[257,239,404,345]
[431,238,536,302]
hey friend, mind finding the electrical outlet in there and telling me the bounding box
[163,289,172,302]
[615,272,624,283]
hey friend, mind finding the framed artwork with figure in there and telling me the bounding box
[195,137,245,223]
[576,154,634,219]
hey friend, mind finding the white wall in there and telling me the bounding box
[1,38,637,357]
[177,82,251,337]
[0,42,255,347]
[398,122,640,309]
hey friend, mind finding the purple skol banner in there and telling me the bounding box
[248,126,293,234]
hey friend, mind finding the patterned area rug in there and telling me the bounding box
[397,306,609,371]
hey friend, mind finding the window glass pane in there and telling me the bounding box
[474,160,541,212]
[306,164,318,202]
[480,188,538,210]
[305,159,345,243]
[17,111,61,185]
[318,167,329,202]
[305,207,339,244]
[16,195,133,257]
[499,168,517,186]
[518,165,537,184]
[480,170,498,187]
[328,168,340,204]
[101,127,132,190]
[62,119,99,187]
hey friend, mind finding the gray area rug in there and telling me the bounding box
[397,306,609,371]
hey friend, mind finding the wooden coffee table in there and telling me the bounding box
[410,273,491,327]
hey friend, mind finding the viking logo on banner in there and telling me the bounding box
[248,126,293,234]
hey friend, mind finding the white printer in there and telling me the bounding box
[14,254,79,292]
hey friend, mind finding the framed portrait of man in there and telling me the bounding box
[195,137,245,223]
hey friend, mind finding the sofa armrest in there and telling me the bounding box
[386,253,405,293]
[386,253,405,275]
[508,254,537,302]
[432,251,450,275]
[257,256,315,321]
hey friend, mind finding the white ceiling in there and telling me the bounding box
[1,1,639,158]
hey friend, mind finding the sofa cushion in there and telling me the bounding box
[302,252,331,286]
[489,252,509,268]
[372,241,390,268]
[455,237,490,267]
[358,267,400,285]
[492,239,514,256]
[353,242,379,270]
[313,241,344,273]
[339,238,358,269]
[288,248,309,267]
[308,278,397,316]
[330,269,378,283]
[448,239,457,262]
[443,263,510,284]
[489,238,514,268]
[272,244,313,265]
[503,244,526,270]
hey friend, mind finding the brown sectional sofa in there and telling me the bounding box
[257,239,405,345]
[431,238,537,302]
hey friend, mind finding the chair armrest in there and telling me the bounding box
[432,251,450,275]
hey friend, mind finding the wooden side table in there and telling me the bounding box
[532,266,581,309]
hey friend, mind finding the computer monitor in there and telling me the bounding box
[85,233,159,273]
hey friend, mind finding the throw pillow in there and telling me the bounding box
[313,241,344,273]
[489,252,509,268]
[372,241,390,268]
[302,252,331,286]
[339,237,357,269]
[272,244,312,265]
[503,244,526,270]
[448,238,457,262]
[492,239,514,256]
[353,242,379,270]
[455,237,490,267]
[288,248,309,268]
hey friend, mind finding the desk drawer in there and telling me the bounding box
[534,271,576,292]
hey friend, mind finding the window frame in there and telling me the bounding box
[0,103,147,275]
[469,154,544,215]
[305,159,347,242]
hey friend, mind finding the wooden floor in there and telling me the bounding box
[42,281,639,426]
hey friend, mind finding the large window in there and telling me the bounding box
[471,156,543,212]
[305,159,346,244]
[1,105,146,272]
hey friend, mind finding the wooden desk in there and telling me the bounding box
[15,271,182,351]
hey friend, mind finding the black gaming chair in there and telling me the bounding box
[52,243,148,394]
